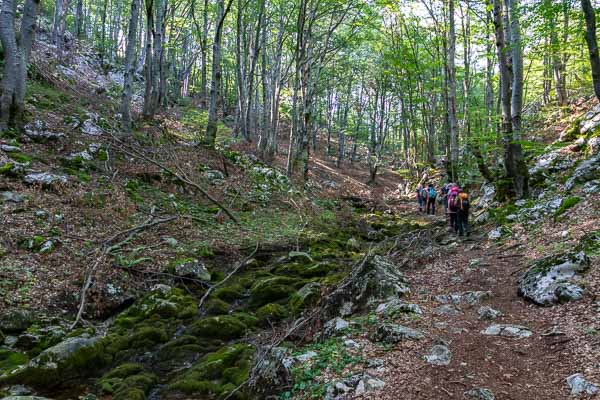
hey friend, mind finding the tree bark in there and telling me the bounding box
[206,0,234,147]
[121,0,140,129]
[581,0,600,101]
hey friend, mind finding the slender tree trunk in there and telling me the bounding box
[142,0,154,117]
[581,0,600,101]
[206,0,233,147]
[75,0,84,38]
[447,0,459,181]
[121,0,140,129]
[506,0,529,198]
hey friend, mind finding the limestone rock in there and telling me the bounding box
[0,336,106,387]
[0,310,35,333]
[1,192,25,203]
[434,304,461,316]
[251,347,292,394]
[324,317,349,336]
[352,255,410,305]
[464,388,495,400]
[565,153,600,190]
[566,373,598,395]
[518,251,590,306]
[481,324,532,338]
[376,299,423,317]
[373,323,423,343]
[477,306,503,320]
[424,344,452,366]
[174,259,210,281]
[23,173,67,188]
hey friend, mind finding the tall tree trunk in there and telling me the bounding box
[75,0,84,38]
[206,0,233,147]
[581,0,600,101]
[142,0,154,117]
[121,0,140,129]
[447,0,459,181]
[506,0,529,198]
[0,0,40,131]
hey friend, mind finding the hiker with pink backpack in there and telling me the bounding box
[447,184,461,232]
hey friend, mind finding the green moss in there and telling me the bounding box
[213,284,245,302]
[98,364,156,400]
[0,350,28,374]
[489,203,520,224]
[229,312,258,327]
[101,363,145,380]
[289,283,322,315]
[205,298,230,315]
[554,196,581,218]
[188,315,248,340]
[249,276,304,307]
[256,303,287,324]
[0,162,15,176]
[169,344,255,397]
[8,152,33,164]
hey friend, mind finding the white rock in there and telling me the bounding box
[566,373,599,395]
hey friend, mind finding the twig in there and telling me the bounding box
[69,209,177,330]
[198,243,259,309]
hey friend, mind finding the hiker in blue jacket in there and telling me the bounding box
[425,183,437,215]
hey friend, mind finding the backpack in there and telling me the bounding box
[428,187,437,199]
[448,193,458,211]
[420,188,428,199]
[459,198,470,213]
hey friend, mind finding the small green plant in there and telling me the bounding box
[554,196,581,219]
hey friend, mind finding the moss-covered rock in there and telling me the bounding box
[256,303,287,324]
[187,315,249,340]
[0,310,35,334]
[0,336,109,388]
[169,343,255,398]
[289,282,322,315]
[0,349,28,376]
[204,298,230,315]
[213,284,246,302]
[249,276,303,307]
[97,363,157,400]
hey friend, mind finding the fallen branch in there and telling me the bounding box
[198,243,259,309]
[107,131,240,225]
[70,209,177,330]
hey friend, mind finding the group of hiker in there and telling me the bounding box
[416,181,470,236]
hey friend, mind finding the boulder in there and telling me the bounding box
[349,256,410,310]
[0,336,106,387]
[250,347,292,395]
[203,169,225,181]
[0,310,35,334]
[24,121,64,142]
[355,375,385,395]
[481,324,532,338]
[0,145,21,153]
[433,304,461,316]
[373,323,423,343]
[518,251,590,306]
[566,373,598,395]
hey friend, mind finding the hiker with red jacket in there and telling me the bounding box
[447,184,460,232]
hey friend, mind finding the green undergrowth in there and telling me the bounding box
[554,196,581,219]
[281,338,364,400]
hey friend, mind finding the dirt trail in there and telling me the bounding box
[358,211,586,400]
